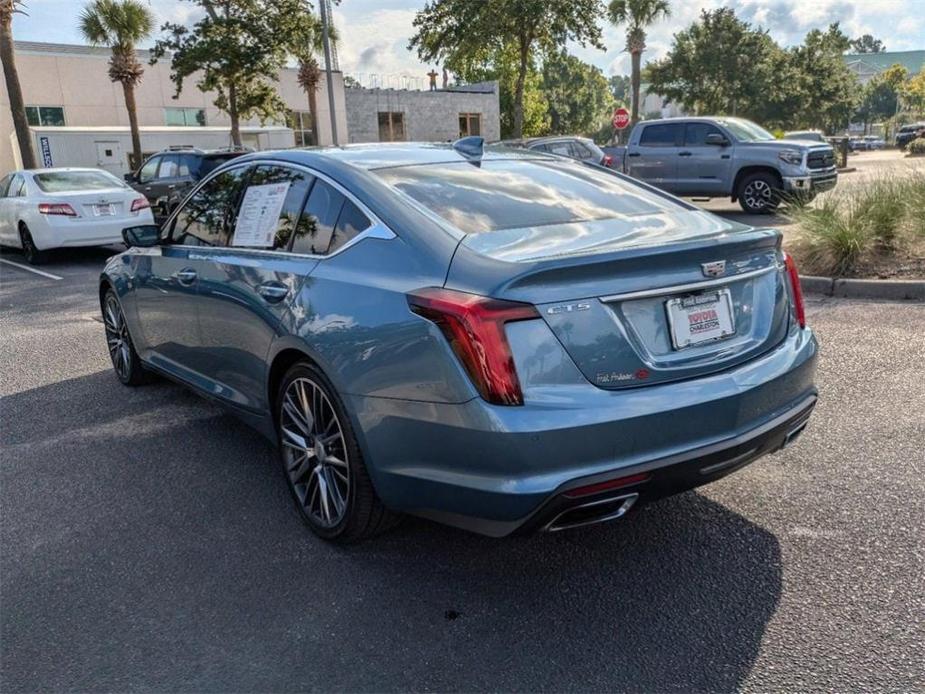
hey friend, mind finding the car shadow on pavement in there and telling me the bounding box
[2,370,782,693]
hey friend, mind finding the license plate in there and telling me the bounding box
[93,204,115,216]
[665,288,736,349]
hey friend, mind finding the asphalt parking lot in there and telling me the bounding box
[1,246,923,692]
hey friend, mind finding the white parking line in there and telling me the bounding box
[0,258,64,281]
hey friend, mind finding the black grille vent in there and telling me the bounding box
[807,150,835,169]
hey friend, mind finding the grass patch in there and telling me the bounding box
[787,173,925,276]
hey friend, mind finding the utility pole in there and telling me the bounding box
[319,0,339,145]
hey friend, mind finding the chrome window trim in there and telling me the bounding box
[162,158,396,261]
[600,265,778,303]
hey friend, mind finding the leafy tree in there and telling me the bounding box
[152,0,314,146]
[855,65,910,131]
[850,34,885,54]
[291,13,336,147]
[80,0,154,169]
[903,68,925,113]
[607,0,670,125]
[789,24,858,132]
[0,0,35,168]
[409,0,604,139]
[451,42,549,138]
[542,49,611,135]
[608,74,630,106]
[646,9,793,124]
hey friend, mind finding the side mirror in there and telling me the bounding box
[705,133,729,146]
[123,224,160,248]
[124,172,136,183]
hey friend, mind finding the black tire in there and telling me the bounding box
[737,172,781,214]
[102,289,151,386]
[277,362,398,543]
[19,224,45,265]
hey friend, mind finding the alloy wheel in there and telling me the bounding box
[280,377,351,528]
[743,180,772,210]
[103,295,132,381]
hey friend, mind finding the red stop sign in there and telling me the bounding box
[612,107,630,130]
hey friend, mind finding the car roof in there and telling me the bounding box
[18,167,116,175]
[233,142,557,173]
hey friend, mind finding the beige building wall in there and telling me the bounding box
[1,41,348,174]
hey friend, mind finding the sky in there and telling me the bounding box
[12,0,925,87]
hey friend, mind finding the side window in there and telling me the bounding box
[138,156,159,182]
[230,165,314,250]
[685,123,723,146]
[570,141,592,159]
[549,142,572,157]
[0,174,12,197]
[177,154,195,177]
[157,154,179,179]
[530,143,549,153]
[290,180,345,255]
[170,167,250,247]
[7,175,25,198]
[639,124,682,147]
[329,199,372,254]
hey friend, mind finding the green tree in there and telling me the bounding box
[646,8,794,124]
[608,74,630,106]
[903,68,925,113]
[607,0,670,125]
[542,49,611,135]
[291,13,336,147]
[152,0,313,146]
[0,0,35,168]
[789,24,858,132]
[79,0,154,169]
[409,0,604,139]
[850,34,885,53]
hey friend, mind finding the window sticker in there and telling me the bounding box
[233,182,291,247]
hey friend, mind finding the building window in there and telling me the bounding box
[25,106,66,127]
[165,108,206,126]
[288,110,315,146]
[378,112,405,142]
[459,113,481,138]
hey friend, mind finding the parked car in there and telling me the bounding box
[848,136,867,152]
[0,167,153,264]
[501,136,615,167]
[782,130,826,143]
[607,117,838,214]
[125,146,248,220]
[862,135,886,150]
[895,123,925,150]
[101,140,818,542]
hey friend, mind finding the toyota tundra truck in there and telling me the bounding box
[605,117,838,214]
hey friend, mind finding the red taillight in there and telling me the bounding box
[38,202,77,216]
[407,287,539,406]
[131,197,151,212]
[783,252,806,328]
[602,154,614,168]
[563,472,651,499]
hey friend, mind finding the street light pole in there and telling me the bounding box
[319,0,339,145]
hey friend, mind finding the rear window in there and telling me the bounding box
[376,159,668,234]
[33,171,123,192]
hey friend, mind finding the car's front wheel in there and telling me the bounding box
[102,289,150,386]
[737,173,781,214]
[277,362,397,542]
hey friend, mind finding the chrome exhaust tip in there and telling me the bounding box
[544,493,639,532]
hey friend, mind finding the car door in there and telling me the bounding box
[676,122,732,196]
[195,163,318,411]
[149,153,186,204]
[132,155,161,202]
[130,165,250,385]
[625,122,683,191]
[0,174,14,243]
[1,175,28,244]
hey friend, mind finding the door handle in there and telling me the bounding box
[678,151,692,156]
[627,152,641,158]
[173,268,198,285]
[257,281,289,303]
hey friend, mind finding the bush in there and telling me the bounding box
[787,174,925,275]
[909,137,925,155]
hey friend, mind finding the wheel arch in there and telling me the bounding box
[731,166,783,202]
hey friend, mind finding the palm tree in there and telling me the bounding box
[607,0,671,125]
[0,0,36,168]
[79,0,154,169]
[293,13,334,147]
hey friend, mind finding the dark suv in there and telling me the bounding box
[125,146,248,220]
[895,123,925,150]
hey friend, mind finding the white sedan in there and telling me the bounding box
[0,167,154,264]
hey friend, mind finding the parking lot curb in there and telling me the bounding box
[800,275,925,301]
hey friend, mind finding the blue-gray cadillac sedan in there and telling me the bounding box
[100,139,818,542]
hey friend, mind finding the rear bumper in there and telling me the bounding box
[349,327,819,536]
[30,212,152,250]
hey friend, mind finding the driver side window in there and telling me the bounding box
[169,167,250,247]
[138,156,159,183]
